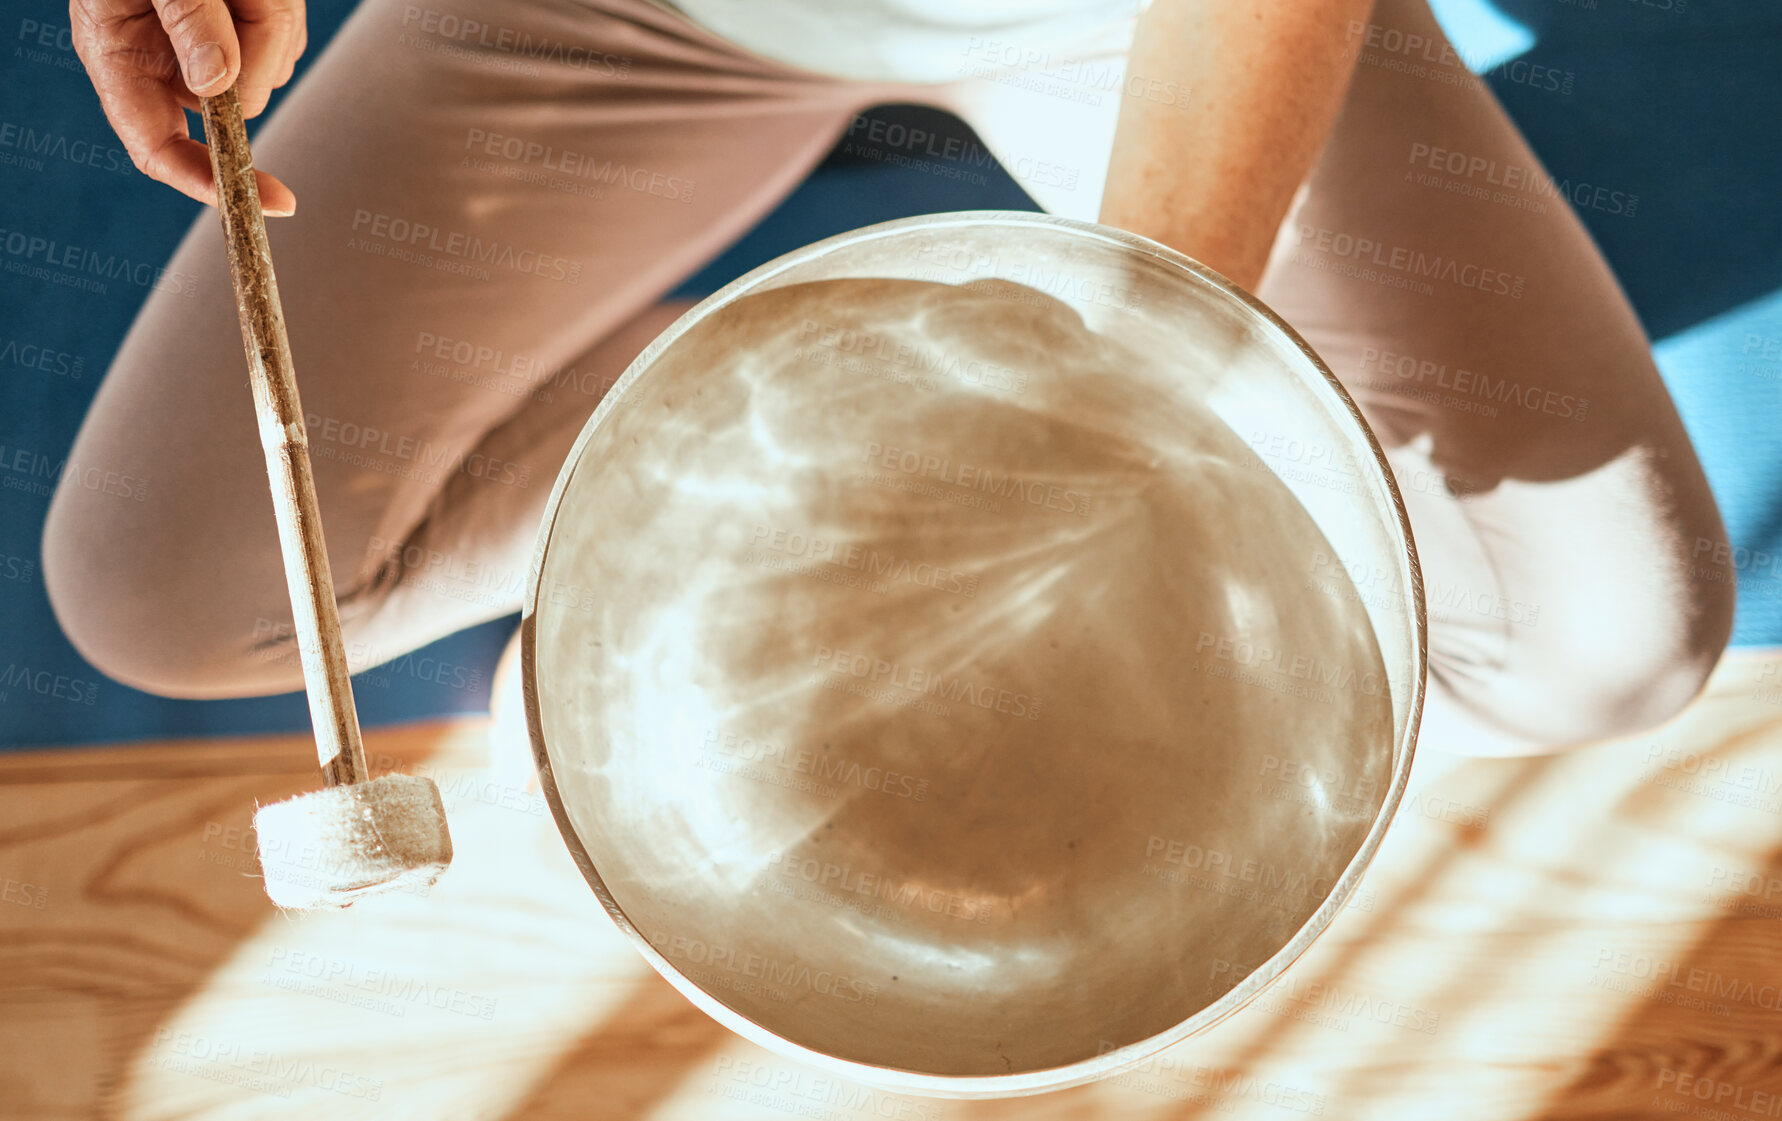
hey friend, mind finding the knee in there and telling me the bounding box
[43,476,201,698]
[1565,577,1731,742]
[1652,520,1740,717]
[1601,477,1740,736]
[42,469,300,700]
[1439,528,1735,754]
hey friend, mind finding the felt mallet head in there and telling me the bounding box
[254,773,453,911]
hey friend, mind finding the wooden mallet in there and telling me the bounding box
[200,87,452,910]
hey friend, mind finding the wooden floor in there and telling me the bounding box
[5,652,1782,1121]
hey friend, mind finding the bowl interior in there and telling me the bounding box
[525,213,1423,1093]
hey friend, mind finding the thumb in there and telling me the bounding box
[150,0,242,96]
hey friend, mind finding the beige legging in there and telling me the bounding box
[42,0,1733,755]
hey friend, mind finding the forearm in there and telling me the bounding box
[1100,0,1373,291]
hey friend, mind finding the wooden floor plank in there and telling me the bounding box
[3,654,1780,1120]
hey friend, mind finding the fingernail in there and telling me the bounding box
[186,43,226,91]
[265,206,295,218]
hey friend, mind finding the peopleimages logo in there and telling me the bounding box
[1210,959,1441,1035]
[262,947,498,1021]
[708,1056,945,1121]
[1405,142,1637,218]
[1360,345,1588,421]
[1707,865,1782,904]
[1295,224,1526,298]
[1195,632,1394,699]
[461,128,694,203]
[799,317,1029,392]
[0,122,135,175]
[861,441,1091,517]
[1593,949,1782,1011]
[305,414,533,488]
[397,7,633,76]
[1656,1070,1782,1117]
[348,210,581,283]
[750,522,981,598]
[767,852,993,924]
[653,933,881,1005]
[699,729,931,801]
[0,664,99,707]
[148,1029,384,1101]
[811,645,1043,720]
[909,243,1144,311]
[1095,1040,1327,1114]
[1144,835,1346,903]
[1258,754,1381,805]
[0,336,83,378]
[0,225,196,296]
[1643,742,1782,804]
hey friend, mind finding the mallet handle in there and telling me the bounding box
[201,87,367,788]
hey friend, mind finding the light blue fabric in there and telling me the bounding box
[1653,290,1782,640]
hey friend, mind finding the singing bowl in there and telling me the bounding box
[522,212,1426,1097]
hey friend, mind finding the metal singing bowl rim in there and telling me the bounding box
[521,210,1428,1098]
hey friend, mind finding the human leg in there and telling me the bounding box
[43,0,878,698]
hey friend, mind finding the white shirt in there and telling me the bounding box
[658,0,1150,84]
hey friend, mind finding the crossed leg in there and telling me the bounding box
[44,0,890,697]
[1247,0,1733,753]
